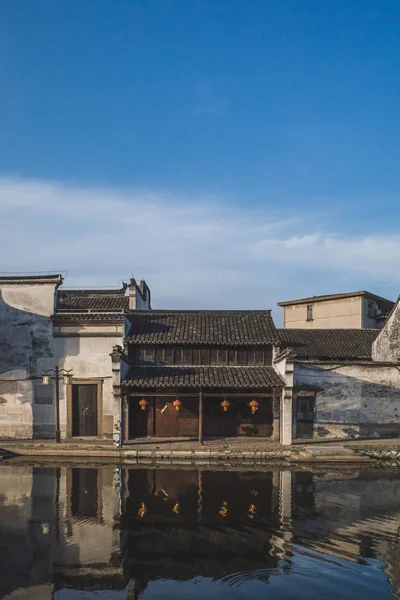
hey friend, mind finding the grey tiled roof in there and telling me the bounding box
[57,288,128,311]
[54,312,126,321]
[278,328,378,360]
[125,311,278,346]
[54,287,128,321]
[122,366,283,388]
[0,274,63,284]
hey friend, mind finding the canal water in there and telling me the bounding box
[0,464,399,599]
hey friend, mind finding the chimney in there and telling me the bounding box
[139,279,151,308]
[128,278,138,310]
[128,277,151,310]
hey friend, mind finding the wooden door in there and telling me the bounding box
[129,398,149,438]
[203,397,273,437]
[155,397,198,437]
[72,384,98,436]
[203,398,237,437]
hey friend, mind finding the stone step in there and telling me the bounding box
[293,449,372,463]
[302,445,355,456]
[1,444,114,451]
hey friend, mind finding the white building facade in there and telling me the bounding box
[0,274,150,440]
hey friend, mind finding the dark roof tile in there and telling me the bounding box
[278,329,378,360]
[0,274,63,284]
[56,287,128,313]
[122,366,283,389]
[125,311,277,346]
[54,312,125,322]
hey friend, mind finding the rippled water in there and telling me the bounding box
[0,463,399,599]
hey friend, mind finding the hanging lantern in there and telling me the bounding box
[221,399,230,412]
[219,500,228,517]
[249,399,259,414]
[248,503,257,519]
[173,399,182,412]
[139,399,148,411]
[138,501,147,518]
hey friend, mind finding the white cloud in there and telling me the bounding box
[0,176,398,322]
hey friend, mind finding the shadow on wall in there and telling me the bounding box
[295,364,400,440]
[0,290,79,439]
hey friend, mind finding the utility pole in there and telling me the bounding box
[42,367,73,443]
[55,366,61,443]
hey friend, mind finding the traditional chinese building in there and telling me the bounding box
[276,325,400,440]
[121,310,284,442]
[0,273,150,440]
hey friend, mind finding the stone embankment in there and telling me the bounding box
[355,446,400,460]
[1,440,400,466]
[123,448,292,466]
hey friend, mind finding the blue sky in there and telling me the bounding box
[1,1,400,319]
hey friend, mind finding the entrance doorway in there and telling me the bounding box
[71,383,99,437]
[129,397,149,438]
[295,395,315,438]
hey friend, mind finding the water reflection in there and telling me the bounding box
[0,463,399,599]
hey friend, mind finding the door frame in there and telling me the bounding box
[67,379,104,438]
[65,466,104,525]
[294,392,316,439]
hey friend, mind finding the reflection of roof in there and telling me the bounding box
[122,365,283,388]
[124,525,278,583]
[278,291,394,307]
[278,329,378,360]
[53,565,126,591]
[125,311,278,345]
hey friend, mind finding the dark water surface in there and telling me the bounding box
[0,463,399,599]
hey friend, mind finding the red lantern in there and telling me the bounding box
[221,400,230,412]
[138,501,147,518]
[173,399,182,412]
[139,399,148,411]
[249,399,259,414]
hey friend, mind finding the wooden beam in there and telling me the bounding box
[123,396,129,442]
[198,388,204,445]
[127,392,276,398]
[152,396,156,436]
[272,389,280,441]
[203,393,275,398]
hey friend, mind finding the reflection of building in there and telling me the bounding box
[120,467,287,594]
[0,464,124,599]
[0,465,60,599]
[53,465,125,593]
[0,464,293,598]
[291,470,400,598]
[1,464,400,598]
